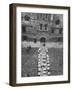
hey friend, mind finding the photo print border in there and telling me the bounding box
[9,3,70,86]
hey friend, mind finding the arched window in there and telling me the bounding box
[58,37,63,42]
[24,15,30,21]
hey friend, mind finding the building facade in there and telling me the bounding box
[21,12,63,42]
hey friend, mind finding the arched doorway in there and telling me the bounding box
[40,37,46,43]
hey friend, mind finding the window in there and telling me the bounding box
[55,19,60,25]
[22,25,26,33]
[51,28,54,33]
[45,24,47,30]
[24,15,30,21]
[59,28,63,34]
[40,24,42,30]
[58,37,63,42]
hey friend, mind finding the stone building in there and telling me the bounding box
[21,12,63,43]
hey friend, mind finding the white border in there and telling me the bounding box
[16,7,68,83]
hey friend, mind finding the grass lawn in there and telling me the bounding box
[21,47,63,77]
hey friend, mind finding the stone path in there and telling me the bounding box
[38,46,51,76]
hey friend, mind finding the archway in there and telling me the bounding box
[40,37,46,43]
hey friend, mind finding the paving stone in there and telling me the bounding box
[48,72,51,75]
[47,67,50,70]
[47,64,50,66]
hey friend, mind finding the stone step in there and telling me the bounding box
[48,72,51,75]
[47,64,50,66]
[38,63,47,66]
[38,68,47,71]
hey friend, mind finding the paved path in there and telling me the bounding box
[38,46,51,76]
